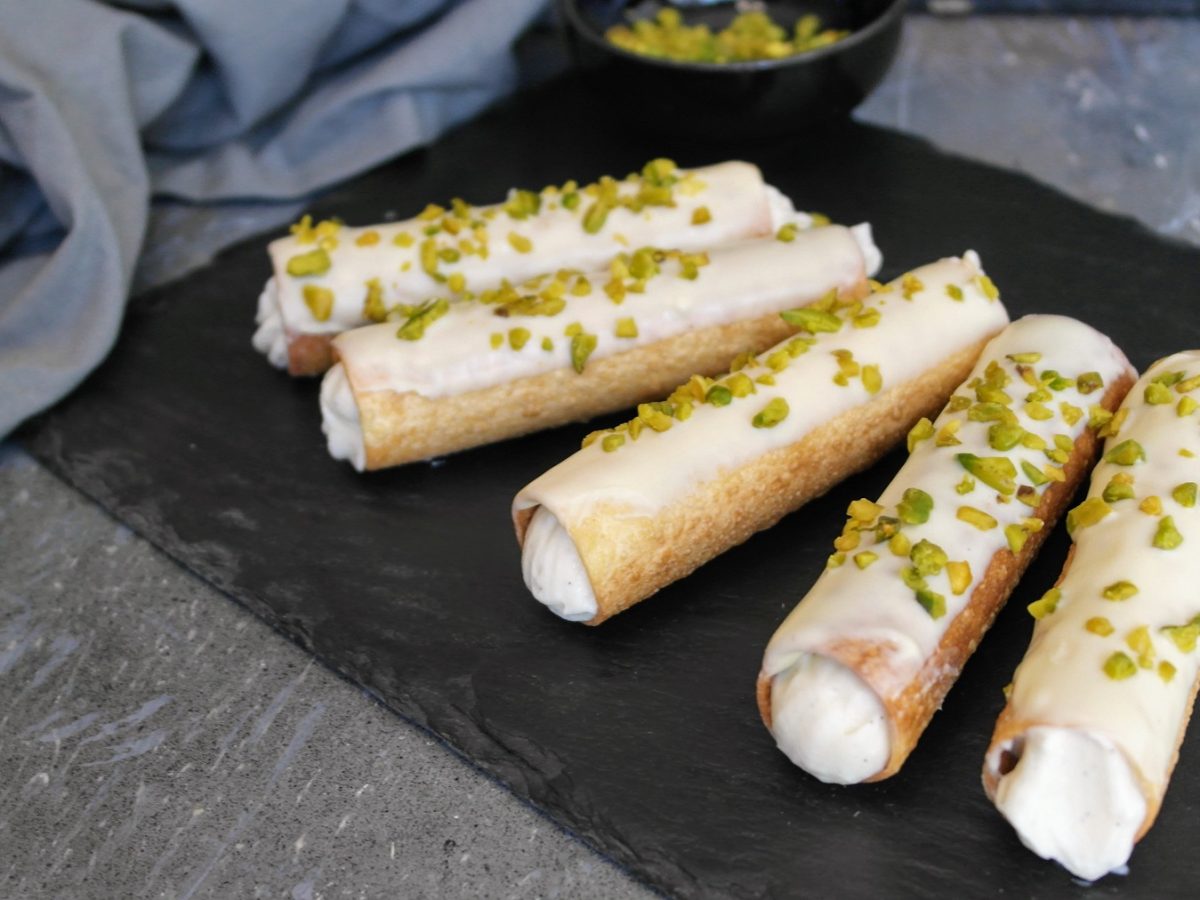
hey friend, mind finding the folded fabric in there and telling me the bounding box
[0,0,547,438]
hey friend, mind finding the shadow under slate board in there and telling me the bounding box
[24,75,1200,899]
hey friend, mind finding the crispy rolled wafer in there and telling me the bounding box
[983,351,1200,882]
[512,253,1010,625]
[322,225,877,470]
[254,159,822,375]
[757,315,1134,785]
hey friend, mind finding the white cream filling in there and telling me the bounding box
[993,727,1144,882]
[520,507,597,622]
[850,222,882,276]
[769,653,890,784]
[320,363,366,472]
[251,277,288,369]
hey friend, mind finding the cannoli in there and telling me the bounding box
[513,252,1011,626]
[322,224,878,470]
[983,351,1200,881]
[757,315,1134,785]
[254,159,829,375]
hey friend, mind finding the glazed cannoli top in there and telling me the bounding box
[265,159,806,341]
[997,351,1200,790]
[331,224,876,399]
[761,315,1134,698]
[515,253,1011,528]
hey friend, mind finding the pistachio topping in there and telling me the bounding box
[706,384,733,406]
[1104,439,1146,466]
[1027,587,1061,620]
[1161,617,1200,652]
[851,308,881,329]
[1065,497,1112,535]
[1021,460,1050,487]
[1085,616,1115,637]
[775,222,799,243]
[988,422,1024,451]
[957,505,998,531]
[541,337,554,352]
[956,453,1017,495]
[780,307,842,333]
[956,476,975,495]
[1102,472,1136,503]
[1004,523,1031,554]
[896,488,934,525]
[946,560,972,595]
[362,278,386,322]
[489,332,503,349]
[975,273,1000,301]
[1179,396,1199,417]
[570,331,598,373]
[691,206,711,225]
[601,433,625,453]
[1007,352,1043,365]
[752,397,789,429]
[945,284,964,302]
[900,273,924,300]
[395,298,449,340]
[1102,580,1138,602]
[1153,515,1184,550]
[854,551,879,570]
[1139,496,1163,515]
[1172,482,1197,508]
[861,364,883,395]
[1103,652,1137,680]
[1126,625,1155,669]
[889,533,911,557]
[1076,371,1104,395]
[916,588,947,619]
[508,327,531,351]
[1145,382,1173,405]
[614,317,638,339]
[302,285,334,321]
[907,417,934,453]
[287,248,331,278]
[1158,661,1178,683]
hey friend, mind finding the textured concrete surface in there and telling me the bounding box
[3,15,1198,900]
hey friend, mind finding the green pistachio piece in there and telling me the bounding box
[1161,622,1200,653]
[1103,652,1137,680]
[637,402,674,433]
[1102,580,1138,601]
[396,298,449,340]
[1021,461,1050,487]
[508,327,531,350]
[582,202,609,234]
[706,385,733,407]
[541,337,554,351]
[691,206,712,225]
[1065,497,1112,535]
[945,284,964,301]
[852,309,881,329]
[910,539,948,577]
[726,373,756,398]
[957,506,998,530]
[1007,352,1043,365]
[780,307,842,333]
[946,560,972,595]
[1024,401,1053,421]
[752,397,789,429]
[957,453,1017,495]
[615,317,638,339]
[489,332,503,349]
[1153,515,1184,549]
[1172,482,1197,508]
[302,285,334,321]
[1076,371,1104,395]
[853,551,879,570]
[907,417,934,452]
[1005,523,1030,554]
[570,332,598,373]
[1027,587,1061,620]
[1145,382,1174,405]
[916,588,946,619]
[775,222,799,243]
[988,422,1025,451]
[1085,616,1114,636]
[1126,625,1155,669]
[1179,396,1199,417]
[1105,439,1146,466]
[1102,473,1136,503]
[601,433,625,452]
[897,488,934,525]
[1159,661,1178,683]
[287,248,332,277]
[861,364,883,395]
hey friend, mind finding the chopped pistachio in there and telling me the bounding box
[1140,495,1163,515]
[508,327,531,351]
[1086,616,1115,637]
[907,417,934,453]
[1178,396,1199,417]
[614,317,638,339]
[301,285,334,321]
[755,374,776,387]
[948,395,972,412]
[627,418,645,440]
[1021,461,1050,487]
[1020,432,1047,450]
[1153,515,1184,550]
[888,533,911,557]
[945,284,964,301]
[1127,625,1155,668]
[1183,448,1196,458]
[1005,523,1030,555]
[1100,407,1129,438]
[1161,621,1200,653]
[956,476,976,495]
[1060,403,1083,426]
[396,298,449,340]
[910,539,948,576]
[726,372,756,398]
[1099,580,1138,602]
[570,332,597,373]
[1027,587,1061,620]
[1103,652,1137,680]
[564,322,582,337]
[848,499,883,522]
[854,551,879,570]
[1007,352,1043,365]
[766,349,791,372]
[1105,439,1146,466]
[355,230,381,247]
[827,552,846,569]
[833,530,861,553]
[860,364,882,395]
[1102,472,1136,503]
[362,278,387,322]
[706,384,733,407]
[730,350,758,372]
[1159,661,1178,683]
[975,273,1000,301]
[581,430,602,448]
[674,400,694,421]
[1172,482,1198,508]
[1145,382,1173,405]
[601,433,625,452]
[897,488,934,525]
[691,206,711,225]
[851,308,881,329]
[936,420,962,447]
[787,337,814,357]
[506,232,533,254]
[541,337,554,352]
[945,560,972,596]
[1016,485,1040,508]
[957,506,998,530]
[1043,465,1066,483]
[969,402,1014,423]
[1024,401,1053,421]
[1076,371,1104,395]
[780,307,842,333]
[752,397,789,429]
[775,222,799,243]
[1088,406,1114,430]
[1066,497,1112,535]
[287,248,331,277]
[916,588,946,619]
[957,453,1017,494]
[900,273,924,300]
[988,422,1025,452]
[490,332,503,349]
[637,402,674,433]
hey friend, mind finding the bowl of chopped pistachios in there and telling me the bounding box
[560,0,905,137]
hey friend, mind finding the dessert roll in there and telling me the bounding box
[323,225,878,470]
[254,158,827,375]
[984,351,1200,881]
[758,315,1134,785]
[513,252,1011,626]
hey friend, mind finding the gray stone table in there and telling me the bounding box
[3,15,1199,899]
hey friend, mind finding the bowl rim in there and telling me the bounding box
[559,0,908,74]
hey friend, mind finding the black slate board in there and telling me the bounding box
[24,74,1200,899]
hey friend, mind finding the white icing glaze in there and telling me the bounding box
[760,315,1133,781]
[320,363,366,471]
[514,253,1011,620]
[994,727,1145,882]
[987,350,1200,879]
[261,161,807,351]
[332,225,869,400]
[252,277,288,369]
[770,654,889,784]
[521,507,596,622]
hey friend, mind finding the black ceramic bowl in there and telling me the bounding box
[560,0,906,139]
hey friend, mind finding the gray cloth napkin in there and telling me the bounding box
[0,0,546,438]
